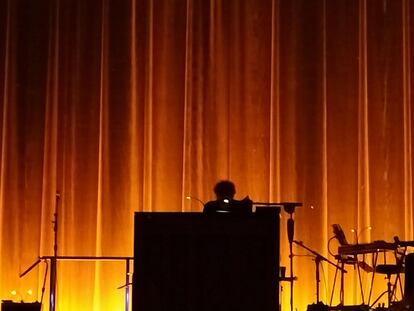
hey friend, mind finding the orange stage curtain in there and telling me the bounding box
[1,0,414,310]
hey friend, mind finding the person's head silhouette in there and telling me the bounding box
[203,180,252,213]
[214,180,236,201]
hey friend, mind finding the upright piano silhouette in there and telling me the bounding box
[133,211,280,311]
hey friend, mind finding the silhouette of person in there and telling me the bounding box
[203,180,253,213]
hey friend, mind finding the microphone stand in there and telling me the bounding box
[293,240,347,304]
[286,209,295,311]
[253,201,302,311]
[280,202,302,311]
[50,193,60,311]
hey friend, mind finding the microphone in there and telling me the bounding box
[185,196,205,206]
[287,218,294,243]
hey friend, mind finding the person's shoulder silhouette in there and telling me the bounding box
[203,180,252,214]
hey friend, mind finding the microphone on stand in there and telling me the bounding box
[185,196,205,207]
[287,218,295,244]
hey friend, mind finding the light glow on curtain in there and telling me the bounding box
[1,0,414,310]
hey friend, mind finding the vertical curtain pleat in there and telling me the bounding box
[269,0,280,202]
[358,0,371,241]
[403,0,413,239]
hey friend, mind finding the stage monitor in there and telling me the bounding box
[133,212,280,311]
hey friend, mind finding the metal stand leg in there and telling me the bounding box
[125,259,131,311]
[49,258,57,311]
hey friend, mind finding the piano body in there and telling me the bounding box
[133,211,280,311]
